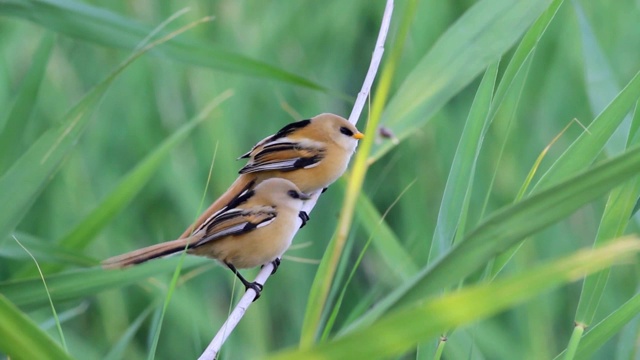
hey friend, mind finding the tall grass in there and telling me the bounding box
[1,1,639,359]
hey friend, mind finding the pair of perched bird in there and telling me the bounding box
[103,113,364,298]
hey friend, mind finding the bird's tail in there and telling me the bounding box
[102,236,197,269]
[178,174,257,239]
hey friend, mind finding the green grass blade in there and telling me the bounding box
[0,74,110,246]
[533,69,640,191]
[0,12,209,253]
[322,180,421,341]
[0,13,181,246]
[563,325,585,360]
[342,144,640,333]
[355,192,418,280]
[12,235,68,351]
[574,177,640,326]
[574,2,631,156]
[1,232,95,266]
[270,238,640,360]
[488,0,564,120]
[103,304,155,360]
[0,257,206,309]
[0,294,73,360]
[430,62,497,261]
[483,53,536,276]
[147,247,191,359]
[0,33,54,173]
[370,0,553,164]
[571,1,640,329]
[421,61,497,360]
[2,0,327,91]
[395,145,640,312]
[438,0,561,256]
[555,292,640,359]
[629,102,640,147]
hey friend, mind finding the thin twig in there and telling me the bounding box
[198,1,394,358]
[349,0,394,125]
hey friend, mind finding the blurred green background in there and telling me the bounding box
[1,0,640,359]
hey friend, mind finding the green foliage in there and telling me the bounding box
[0,294,72,360]
[1,0,639,359]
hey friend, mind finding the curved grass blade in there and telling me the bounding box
[0,294,73,360]
[422,61,498,360]
[489,119,583,278]
[488,0,564,121]
[574,178,640,326]
[11,234,68,350]
[574,2,632,156]
[0,33,54,174]
[533,69,640,192]
[355,191,418,281]
[270,238,640,360]
[342,144,640,333]
[1,0,327,91]
[323,180,419,341]
[370,0,554,164]
[0,71,110,246]
[430,62,497,262]
[0,232,95,266]
[103,304,155,360]
[0,257,206,309]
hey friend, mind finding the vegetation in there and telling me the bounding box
[1,0,639,359]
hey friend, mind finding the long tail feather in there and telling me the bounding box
[102,236,197,269]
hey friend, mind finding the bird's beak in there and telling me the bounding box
[299,192,313,200]
[353,132,365,140]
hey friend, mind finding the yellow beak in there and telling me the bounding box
[353,132,365,140]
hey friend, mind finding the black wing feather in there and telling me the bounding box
[292,154,323,169]
[193,209,277,248]
[269,119,311,142]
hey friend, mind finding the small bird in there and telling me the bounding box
[180,113,364,238]
[103,178,311,298]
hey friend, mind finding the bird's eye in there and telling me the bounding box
[287,190,300,199]
[340,126,354,137]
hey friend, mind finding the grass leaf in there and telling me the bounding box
[270,238,640,360]
[343,144,640,333]
[0,294,73,360]
[0,70,112,245]
[0,257,206,309]
[370,0,553,163]
[355,192,418,280]
[555,292,640,359]
[2,0,327,91]
[0,33,54,173]
[533,69,640,191]
[430,62,497,261]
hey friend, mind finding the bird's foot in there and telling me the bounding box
[245,281,264,302]
[299,211,310,228]
[261,258,281,275]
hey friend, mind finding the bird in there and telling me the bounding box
[103,178,312,299]
[179,113,364,238]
